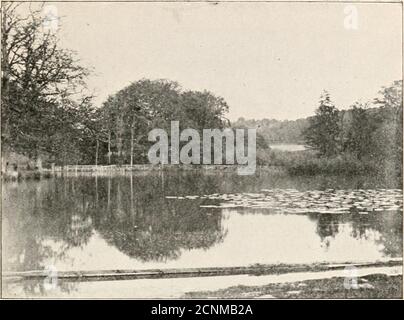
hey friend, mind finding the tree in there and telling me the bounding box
[180,90,229,130]
[303,91,341,156]
[1,3,91,168]
[343,102,377,160]
[373,80,403,179]
[99,79,230,165]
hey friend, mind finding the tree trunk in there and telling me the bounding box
[107,131,111,165]
[95,139,99,167]
[130,174,134,214]
[130,125,134,166]
[2,17,11,159]
[116,115,124,166]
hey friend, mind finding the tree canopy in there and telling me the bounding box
[97,79,230,165]
[1,3,93,167]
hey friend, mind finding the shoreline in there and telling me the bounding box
[184,274,403,299]
[4,259,402,283]
[1,164,288,180]
[3,263,402,299]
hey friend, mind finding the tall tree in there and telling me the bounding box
[343,102,377,160]
[373,80,403,178]
[303,91,341,156]
[99,79,230,165]
[1,3,90,168]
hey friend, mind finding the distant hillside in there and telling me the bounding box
[232,117,310,144]
[232,106,392,145]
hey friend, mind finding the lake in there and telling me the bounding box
[2,171,402,296]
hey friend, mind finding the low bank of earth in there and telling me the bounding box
[183,274,402,299]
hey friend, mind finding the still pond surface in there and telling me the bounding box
[2,171,403,274]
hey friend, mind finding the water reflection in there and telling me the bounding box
[312,211,402,258]
[2,172,403,275]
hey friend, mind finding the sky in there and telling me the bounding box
[23,2,403,120]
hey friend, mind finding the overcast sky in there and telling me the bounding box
[25,2,403,120]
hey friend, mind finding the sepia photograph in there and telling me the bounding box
[1,0,403,302]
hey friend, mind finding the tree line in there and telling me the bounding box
[233,117,309,144]
[1,4,231,169]
[1,4,402,175]
[303,81,403,178]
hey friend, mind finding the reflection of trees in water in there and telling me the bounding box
[313,213,342,244]
[351,212,403,257]
[3,172,227,270]
[3,179,96,271]
[4,173,401,297]
[94,174,226,262]
[3,172,402,272]
[98,216,225,263]
[311,211,402,257]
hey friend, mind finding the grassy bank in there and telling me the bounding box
[260,149,402,183]
[285,153,374,175]
[184,274,402,299]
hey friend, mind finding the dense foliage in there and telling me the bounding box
[1,3,93,167]
[302,81,402,179]
[97,79,230,165]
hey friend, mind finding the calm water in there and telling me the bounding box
[2,171,403,275]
